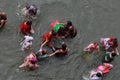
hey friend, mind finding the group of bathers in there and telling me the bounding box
[18,4,77,70]
[0,3,119,79]
[87,37,119,80]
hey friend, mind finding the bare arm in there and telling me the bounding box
[49,50,59,57]
[115,48,119,55]
[0,20,5,28]
[95,46,99,54]
[106,52,111,54]
[83,44,92,51]
[40,39,48,49]
[30,26,35,33]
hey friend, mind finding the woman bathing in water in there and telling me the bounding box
[84,42,99,54]
[49,42,68,57]
[62,21,77,38]
[20,19,34,35]
[39,30,57,51]
[89,70,102,80]
[89,63,113,80]
[0,12,7,29]
[20,35,34,51]
[36,48,49,60]
[103,50,117,63]
[22,4,37,17]
[100,37,119,55]
[19,52,39,70]
[96,63,113,75]
[50,20,77,38]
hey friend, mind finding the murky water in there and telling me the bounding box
[0,0,120,80]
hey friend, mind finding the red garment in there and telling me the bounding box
[43,32,52,42]
[96,65,111,75]
[109,37,118,48]
[50,20,60,30]
[113,43,118,48]
[109,37,115,42]
[20,19,32,35]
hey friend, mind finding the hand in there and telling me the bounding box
[117,52,119,56]
[39,48,42,52]
[61,36,65,39]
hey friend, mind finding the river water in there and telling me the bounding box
[0,0,120,80]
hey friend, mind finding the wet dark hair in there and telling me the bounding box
[112,53,116,57]
[26,21,32,26]
[29,9,36,15]
[96,72,102,77]
[42,49,47,55]
[62,43,67,51]
[27,4,37,15]
[58,27,66,36]
[30,58,37,64]
[113,38,118,44]
[51,30,57,36]
[69,27,77,37]
[67,21,72,26]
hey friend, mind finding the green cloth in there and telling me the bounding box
[54,24,65,32]
[106,54,111,60]
[36,54,48,60]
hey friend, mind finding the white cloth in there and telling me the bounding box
[101,38,110,50]
[29,5,37,11]
[24,36,33,42]
[21,36,33,50]
[22,41,32,49]
[89,70,102,80]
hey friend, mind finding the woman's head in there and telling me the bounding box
[51,30,57,36]
[42,49,47,55]
[112,53,116,57]
[93,42,98,47]
[26,20,32,26]
[58,27,65,36]
[67,21,72,26]
[28,4,37,15]
[96,72,102,77]
[113,38,118,45]
[62,43,67,51]
[30,58,37,64]
[1,12,6,16]
[0,12,7,19]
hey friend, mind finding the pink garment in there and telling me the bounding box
[96,63,113,75]
[50,20,60,30]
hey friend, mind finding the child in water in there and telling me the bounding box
[84,42,99,54]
